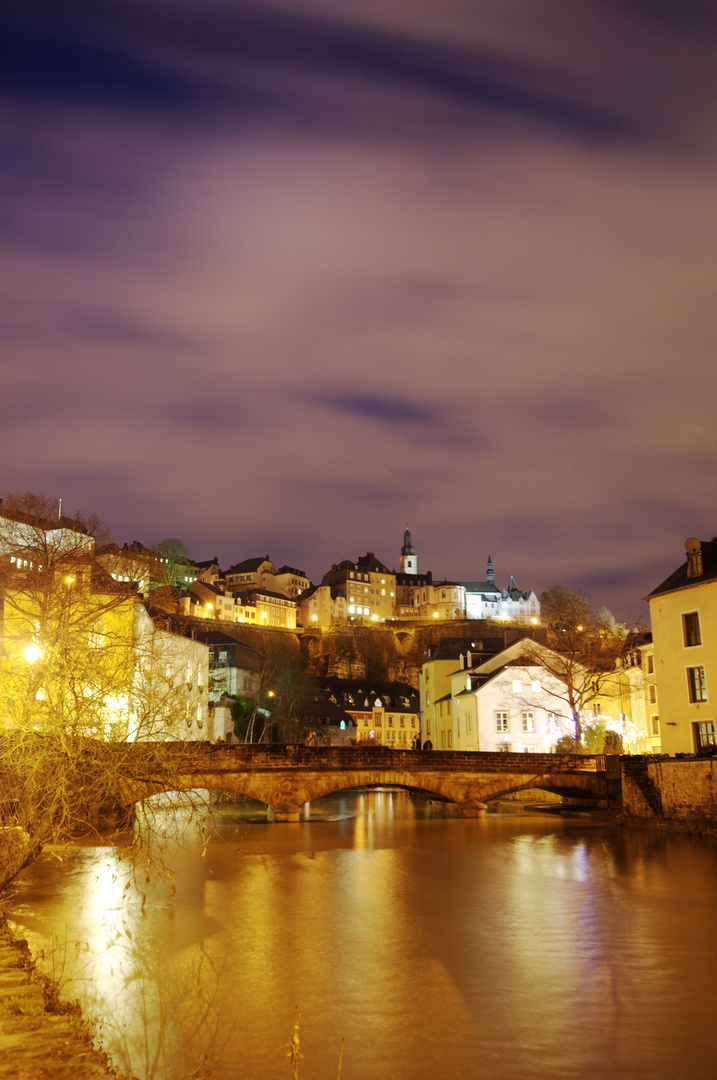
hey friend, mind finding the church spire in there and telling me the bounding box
[486,554,494,587]
[400,528,417,574]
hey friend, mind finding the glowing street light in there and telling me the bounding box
[23,644,43,665]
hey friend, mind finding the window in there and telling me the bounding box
[495,711,508,732]
[521,712,535,733]
[693,721,715,750]
[531,680,541,693]
[647,655,654,674]
[651,715,660,736]
[687,666,707,703]
[512,680,522,694]
[683,612,702,648]
[649,685,657,704]
[523,745,537,753]
[441,731,447,748]
[447,732,453,748]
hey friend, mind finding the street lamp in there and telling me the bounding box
[23,644,43,665]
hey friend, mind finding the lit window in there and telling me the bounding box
[495,711,508,732]
[512,680,522,694]
[688,666,707,703]
[694,721,715,750]
[522,712,535,733]
[531,680,541,693]
[651,715,660,736]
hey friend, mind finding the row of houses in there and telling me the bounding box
[154,530,540,629]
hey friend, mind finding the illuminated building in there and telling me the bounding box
[646,536,717,753]
[317,677,420,747]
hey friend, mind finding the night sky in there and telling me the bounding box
[3,0,716,621]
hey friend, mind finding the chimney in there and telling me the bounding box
[686,538,703,579]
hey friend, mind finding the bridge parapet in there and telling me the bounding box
[153,743,606,774]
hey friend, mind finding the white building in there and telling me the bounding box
[425,639,574,751]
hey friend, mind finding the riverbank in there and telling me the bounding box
[0,913,134,1079]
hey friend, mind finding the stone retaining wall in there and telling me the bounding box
[620,755,717,832]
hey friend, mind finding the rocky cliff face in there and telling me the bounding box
[185,617,495,689]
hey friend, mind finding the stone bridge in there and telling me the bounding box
[120,744,617,821]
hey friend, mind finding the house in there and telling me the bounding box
[296,583,348,628]
[304,700,357,746]
[317,677,421,747]
[194,630,263,742]
[460,557,540,624]
[646,536,717,753]
[424,638,575,752]
[225,556,276,592]
[234,588,297,629]
[421,635,507,742]
[321,555,396,623]
[273,565,311,599]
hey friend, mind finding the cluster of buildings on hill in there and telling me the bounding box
[118,529,540,630]
[3,498,716,759]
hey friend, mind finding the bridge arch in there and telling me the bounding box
[116,746,610,823]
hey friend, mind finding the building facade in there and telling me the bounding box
[647,536,717,754]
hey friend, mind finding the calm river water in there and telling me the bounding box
[6,790,717,1080]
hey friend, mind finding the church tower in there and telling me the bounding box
[486,554,494,587]
[400,528,417,575]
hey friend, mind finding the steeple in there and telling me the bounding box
[486,554,494,587]
[400,528,417,575]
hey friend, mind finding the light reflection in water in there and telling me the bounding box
[7,791,717,1080]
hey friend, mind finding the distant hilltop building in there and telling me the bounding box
[305,532,540,628]
[459,555,540,623]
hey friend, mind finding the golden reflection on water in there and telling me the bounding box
[7,793,717,1080]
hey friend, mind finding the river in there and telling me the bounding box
[6,790,717,1080]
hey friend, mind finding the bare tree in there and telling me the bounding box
[0,493,208,890]
[523,585,638,747]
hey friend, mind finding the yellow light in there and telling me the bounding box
[24,644,42,664]
[433,612,439,618]
[206,603,213,610]
[530,617,538,625]
[268,691,275,698]
[65,575,75,584]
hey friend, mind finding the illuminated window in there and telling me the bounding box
[693,721,715,750]
[512,680,522,694]
[531,680,541,693]
[687,666,707,703]
[495,711,508,732]
[523,745,537,753]
[521,712,535,733]
[683,612,702,647]
[651,715,660,736]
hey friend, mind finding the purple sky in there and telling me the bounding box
[3,0,717,620]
